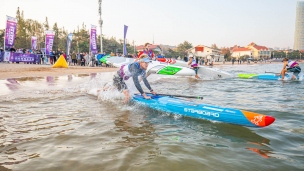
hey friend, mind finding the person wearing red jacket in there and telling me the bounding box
[137,43,155,60]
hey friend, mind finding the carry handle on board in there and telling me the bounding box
[144,92,203,100]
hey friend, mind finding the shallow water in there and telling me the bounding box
[0,64,303,171]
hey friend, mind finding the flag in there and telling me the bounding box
[123,25,128,56]
[66,33,73,56]
[90,25,98,54]
[45,30,55,55]
[31,36,37,50]
[5,16,17,50]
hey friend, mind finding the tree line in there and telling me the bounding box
[0,7,137,54]
[0,7,301,60]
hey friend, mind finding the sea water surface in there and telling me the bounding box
[0,63,303,171]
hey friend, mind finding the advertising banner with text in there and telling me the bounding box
[5,16,17,50]
[90,25,98,54]
[45,30,55,55]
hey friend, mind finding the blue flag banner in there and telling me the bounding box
[66,33,73,56]
[123,25,128,56]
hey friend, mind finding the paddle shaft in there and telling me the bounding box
[144,92,203,100]
[265,71,281,75]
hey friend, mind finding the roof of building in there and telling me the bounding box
[230,45,241,51]
[232,47,251,52]
[194,45,221,52]
[248,42,257,46]
[246,42,269,50]
[253,45,269,50]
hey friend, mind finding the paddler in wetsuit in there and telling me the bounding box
[281,57,301,80]
[113,54,157,103]
[137,43,155,60]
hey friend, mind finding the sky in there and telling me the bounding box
[0,0,300,48]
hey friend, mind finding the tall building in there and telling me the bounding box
[294,1,304,50]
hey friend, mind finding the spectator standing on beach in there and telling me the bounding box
[62,52,67,60]
[77,53,81,65]
[71,51,77,66]
[209,56,215,67]
[89,53,95,67]
[49,51,55,64]
[183,55,188,62]
[9,46,16,53]
[81,57,85,66]
[84,52,89,66]
[53,51,57,62]
[9,46,17,64]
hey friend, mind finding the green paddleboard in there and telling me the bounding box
[238,73,258,79]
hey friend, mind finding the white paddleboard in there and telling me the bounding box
[104,56,195,76]
[174,60,233,79]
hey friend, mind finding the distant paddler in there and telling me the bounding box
[281,58,301,80]
[188,54,201,79]
[137,43,155,60]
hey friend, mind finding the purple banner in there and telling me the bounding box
[9,52,40,63]
[45,31,55,55]
[90,25,98,54]
[5,16,17,50]
[31,36,37,50]
[123,25,128,56]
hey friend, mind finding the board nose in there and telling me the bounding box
[265,116,275,126]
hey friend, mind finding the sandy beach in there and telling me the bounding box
[1,60,301,80]
[0,63,118,79]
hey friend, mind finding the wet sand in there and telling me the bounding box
[0,63,117,79]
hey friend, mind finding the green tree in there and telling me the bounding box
[58,27,68,51]
[71,23,90,53]
[177,41,192,53]
[102,37,120,54]
[15,7,27,49]
[44,17,49,31]
[273,51,286,59]
[52,23,59,51]
[221,47,231,60]
[211,44,219,50]
[176,41,193,58]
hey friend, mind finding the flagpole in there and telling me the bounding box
[4,16,7,52]
[89,27,91,66]
[44,31,46,65]
[98,0,103,54]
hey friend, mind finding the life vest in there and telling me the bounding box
[190,58,198,67]
[138,49,154,59]
[288,60,298,68]
[119,62,142,80]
